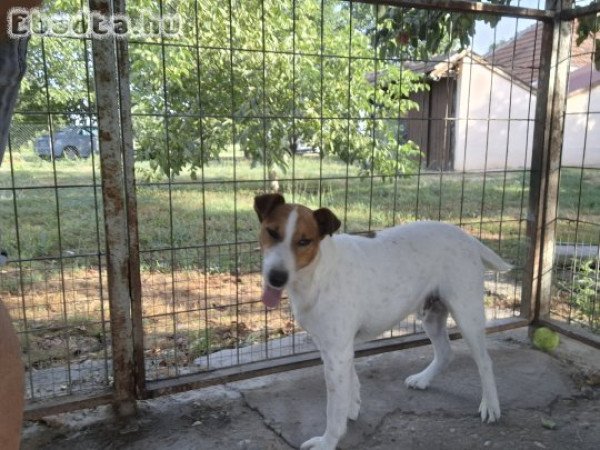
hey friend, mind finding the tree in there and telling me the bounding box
[31,1,572,177]
[14,0,98,117]
[370,1,600,69]
[15,1,600,175]
[128,0,428,178]
[576,11,600,70]
[366,2,507,60]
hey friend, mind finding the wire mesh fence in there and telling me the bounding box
[551,11,600,333]
[0,0,597,413]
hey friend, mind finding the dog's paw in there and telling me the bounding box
[404,373,430,390]
[479,397,501,423]
[348,396,361,421]
[348,384,361,421]
[300,436,336,450]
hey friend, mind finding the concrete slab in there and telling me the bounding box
[240,337,576,449]
[21,330,600,450]
[23,386,293,450]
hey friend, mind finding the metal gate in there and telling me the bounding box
[0,0,598,419]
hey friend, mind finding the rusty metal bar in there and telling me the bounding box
[21,318,527,418]
[19,316,530,417]
[145,317,528,398]
[89,0,137,416]
[349,0,555,21]
[114,0,146,400]
[24,392,113,421]
[522,0,573,322]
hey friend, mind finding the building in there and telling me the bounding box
[405,23,599,171]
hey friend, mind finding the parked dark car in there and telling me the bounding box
[293,141,320,155]
[35,127,98,159]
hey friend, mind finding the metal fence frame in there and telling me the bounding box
[8,0,599,419]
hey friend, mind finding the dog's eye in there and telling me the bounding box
[267,228,281,241]
[297,238,312,247]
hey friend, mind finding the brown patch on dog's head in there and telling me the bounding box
[254,194,290,254]
[253,194,341,269]
[254,193,285,223]
[313,208,341,238]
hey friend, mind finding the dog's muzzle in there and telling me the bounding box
[268,269,288,289]
[262,269,288,309]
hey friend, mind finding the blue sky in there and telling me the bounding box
[473,16,537,55]
[471,0,593,55]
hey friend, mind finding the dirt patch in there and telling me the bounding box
[1,266,524,397]
[0,268,297,396]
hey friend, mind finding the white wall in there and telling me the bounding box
[562,84,600,167]
[453,56,600,171]
[454,56,536,171]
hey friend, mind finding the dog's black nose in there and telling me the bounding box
[268,269,288,288]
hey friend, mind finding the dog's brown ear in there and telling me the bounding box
[254,193,285,222]
[313,208,341,237]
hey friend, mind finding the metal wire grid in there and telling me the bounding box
[551,12,600,332]
[0,0,554,403]
[0,0,108,402]
[128,1,536,381]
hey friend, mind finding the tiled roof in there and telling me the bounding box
[484,21,596,88]
[405,50,533,92]
[401,22,598,95]
[405,51,468,80]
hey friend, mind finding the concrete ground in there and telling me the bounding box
[22,329,600,450]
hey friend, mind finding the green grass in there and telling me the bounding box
[1,147,599,273]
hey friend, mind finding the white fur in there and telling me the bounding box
[262,208,298,289]
[262,220,509,450]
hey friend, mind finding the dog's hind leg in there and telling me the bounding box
[405,297,453,390]
[445,289,501,423]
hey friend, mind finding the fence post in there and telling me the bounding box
[522,0,572,322]
[114,0,146,400]
[90,0,140,415]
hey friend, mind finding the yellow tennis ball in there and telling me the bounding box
[532,327,560,352]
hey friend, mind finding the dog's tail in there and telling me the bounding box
[477,240,512,272]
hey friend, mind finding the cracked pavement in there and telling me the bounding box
[22,329,600,450]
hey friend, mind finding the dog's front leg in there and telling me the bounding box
[348,364,361,421]
[301,349,354,450]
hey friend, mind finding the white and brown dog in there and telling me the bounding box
[254,193,511,450]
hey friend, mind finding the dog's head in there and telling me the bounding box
[254,193,340,308]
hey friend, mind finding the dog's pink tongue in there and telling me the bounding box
[262,285,283,309]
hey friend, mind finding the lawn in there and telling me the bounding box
[0,148,539,263]
[3,147,599,268]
